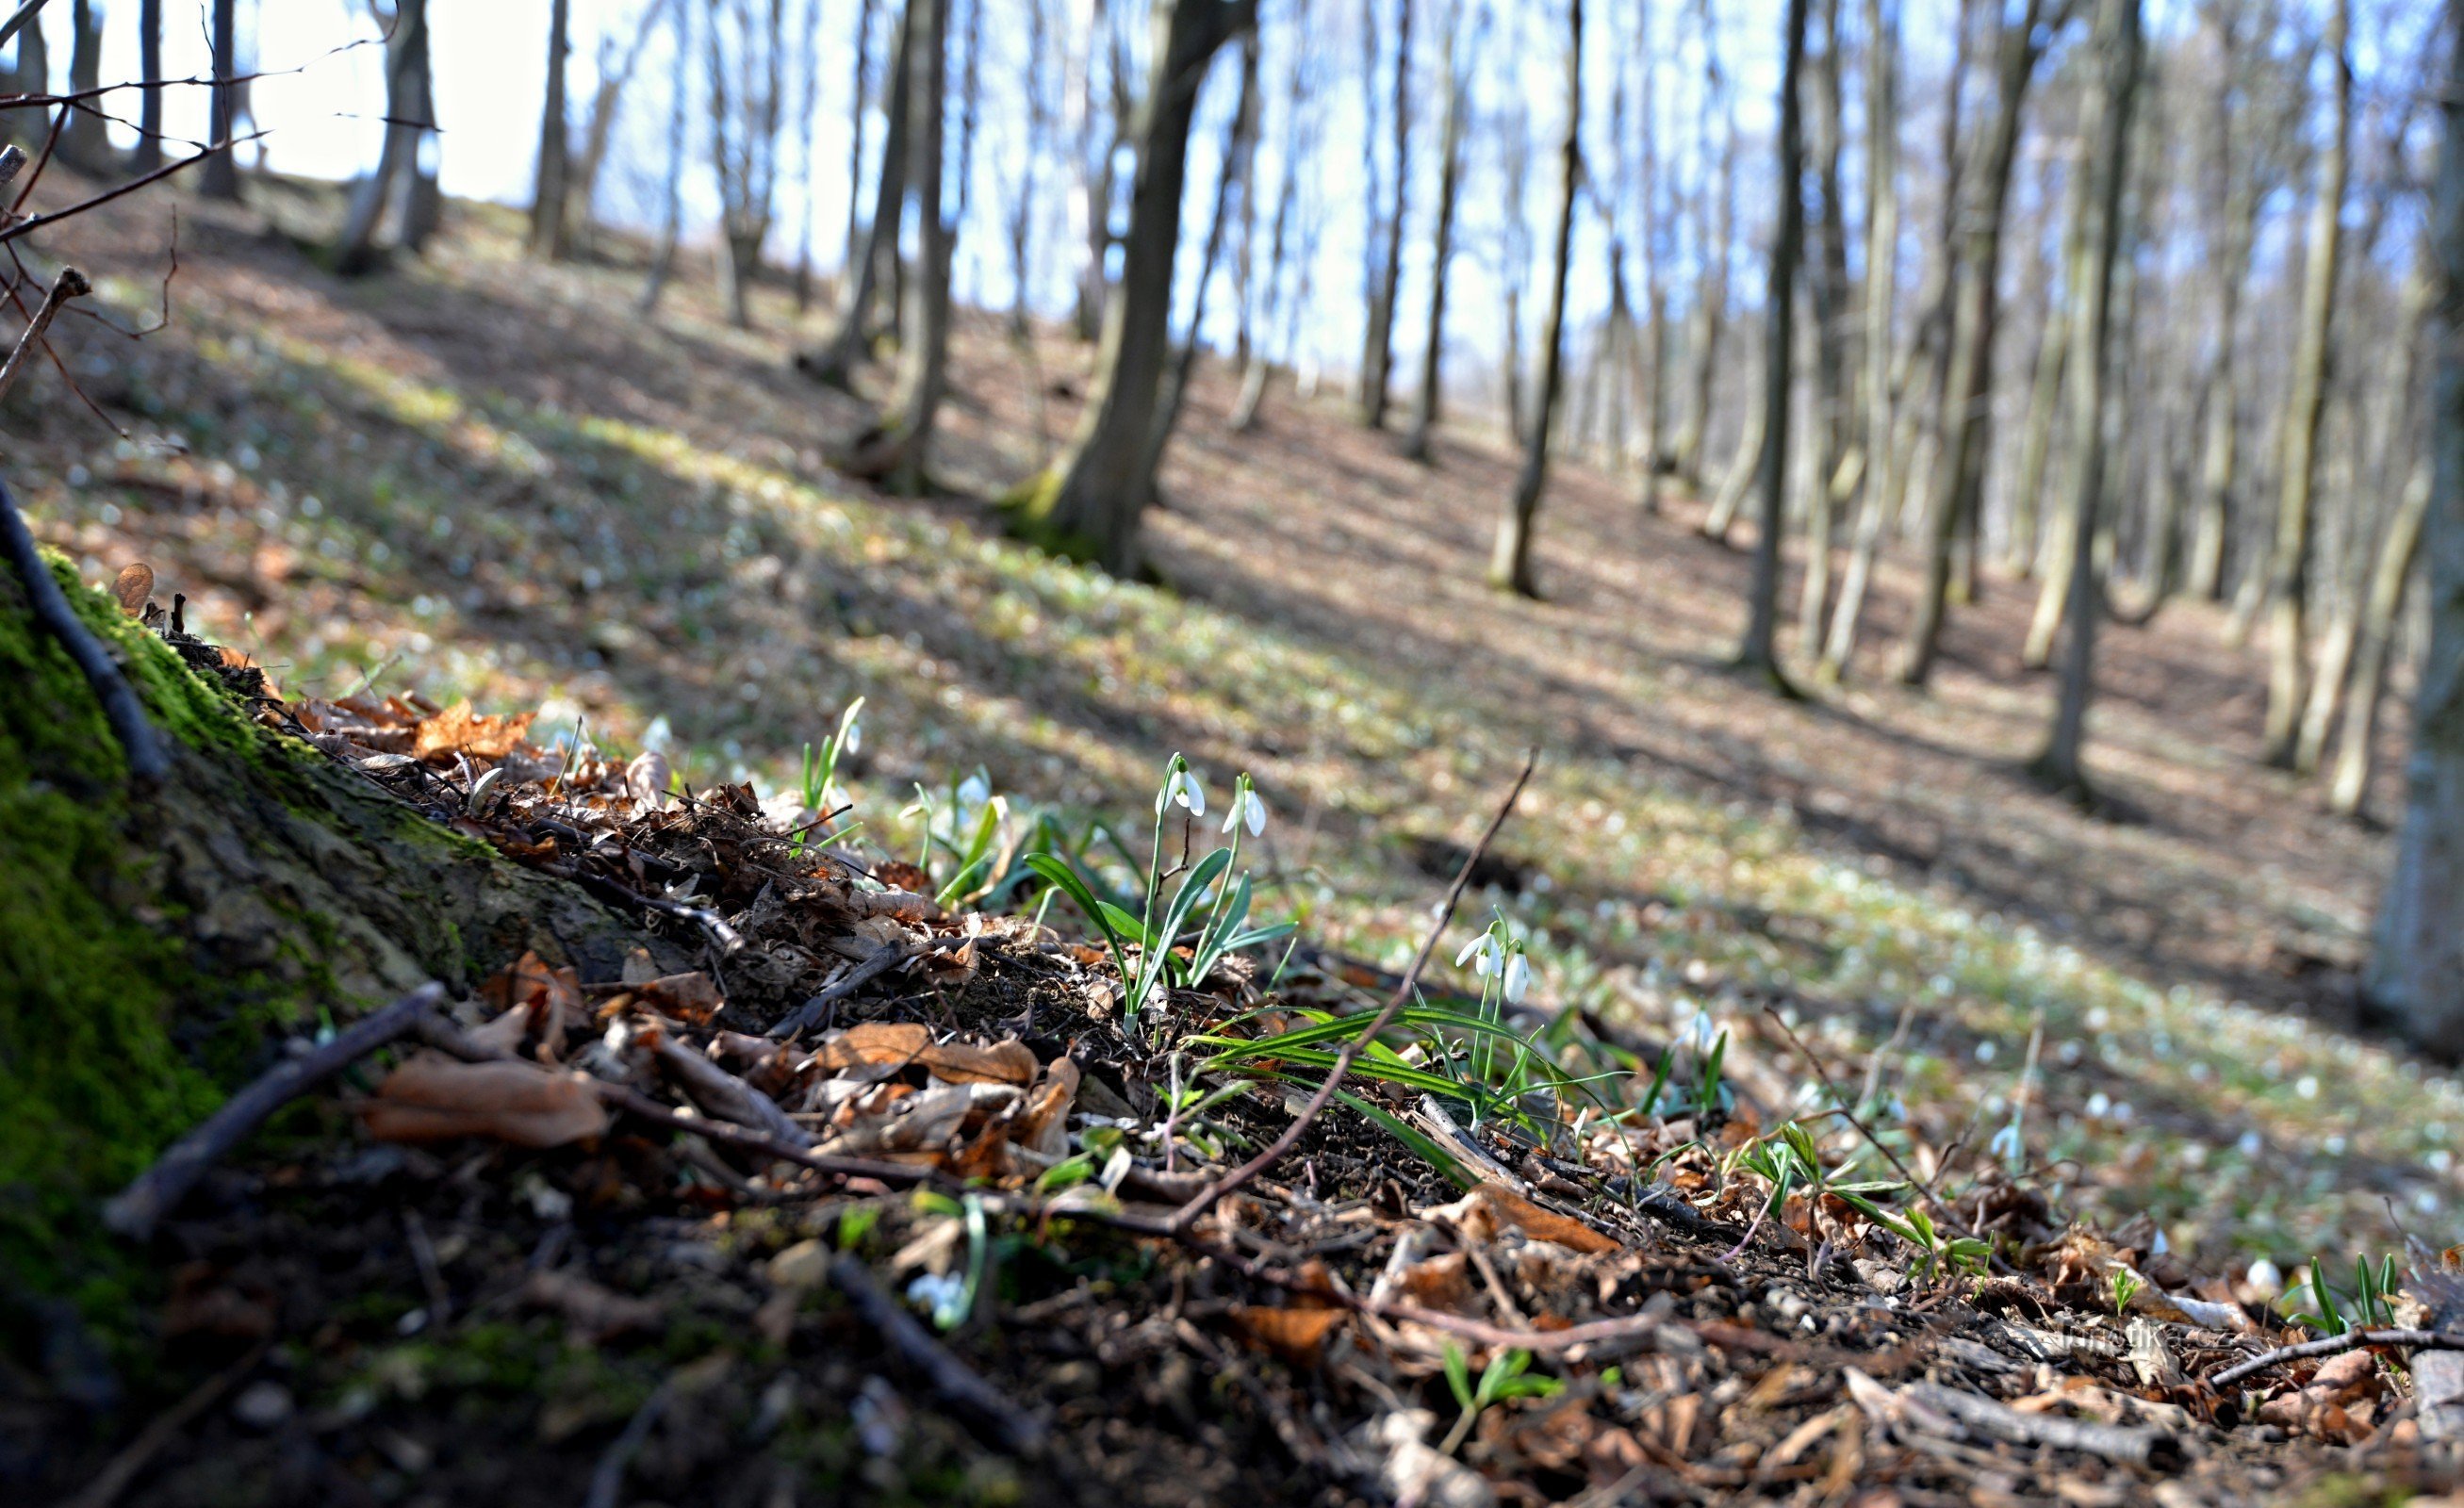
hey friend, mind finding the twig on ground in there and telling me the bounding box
[57,1340,269,1508]
[829,1253,1048,1454]
[102,983,446,1238]
[583,1373,674,1508]
[1880,1376,2180,1470]
[2,466,170,787]
[768,937,921,1039]
[2209,1328,2464,1390]
[1168,751,1536,1235]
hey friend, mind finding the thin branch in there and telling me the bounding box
[0,0,53,53]
[1167,750,1537,1234]
[0,261,85,404]
[830,1253,1048,1453]
[102,984,447,1238]
[2209,1327,2464,1390]
[0,462,172,788]
[0,134,266,246]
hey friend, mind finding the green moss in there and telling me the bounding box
[0,557,317,1312]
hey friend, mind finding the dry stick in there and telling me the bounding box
[1168,751,1538,1235]
[583,1373,674,1508]
[768,936,920,1039]
[830,1252,1048,1454]
[57,1340,271,1508]
[0,465,169,788]
[102,983,447,1238]
[2209,1327,2464,1390]
[1894,1379,2178,1470]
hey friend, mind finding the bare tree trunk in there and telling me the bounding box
[791,0,823,309]
[1895,0,2047,687]
[640,0,694,314]
[59,0,109,173]
[2031,0,2138,799]
[1075,2,1129,342]
[572,0,675,257]
[1401,1,1466,462]
[1796,0,1849,651]
[1671,0,1732,488]
[336,0,435,278]
[2331,455,2432,815]
[800,0,912,382]
[1487,0,1582,598]
[1145,22,1260,475]
[202,0,240,200]
[2186,7,2260,603]
[1355,0,1412,427]
[530,0,575,260]
[1007,0,1257,575]
[1733,0,1808,680]
[2020,142,2096,669]
[834,0,952,496]
[1232,0,1311,434]
[2368,0,2464,1056]
[1819,0,1898,681]
[843,0,879,276]
[133,0,163,173]
[1008,0,1052,340]
[2261,0,2351,767]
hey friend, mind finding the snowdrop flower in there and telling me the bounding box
[958,773,992,811]
[1223,779,1268,836]
[1989,1121,2025,1164]
[1682,1008,1723,1054]
[1502,951,1531,1005]
[839,704,863,755]
[1157,762,1206,818]
[1456,932,1505,976]
[2244,1258,2284,1299]
[905,1271,967,1324]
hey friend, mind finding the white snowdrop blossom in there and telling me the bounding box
[2244,1258,2284,1298]
[1682,1009,1723,1054]
[1989,1121,2025,1163]
[1502,952,1531,1005]
[958,773,992,811]
[841,717,862,756]
[1456,933,1506,977]
[1223,782,1268,836]
[1158,766,1206,818]
[905,1271,966,1324]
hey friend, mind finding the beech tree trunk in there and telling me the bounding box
[335,0,435,278]
[1895,0,2046,686]
[2369,0,2464,1057]
[1007,0,1257,576]
[1357,0,1412,428]
[1487,0,1582,598]
[133,0,163,173]
[2262,0,2351,767]
[59,0,109,173]
[2030,0,2139,800]
[1671,4,1732,489]
[1818,0,1898,681]
[1733,0,1808,679]
[1795,0,1850,651]
[2020,138,2097,670]
[1401,2,1467,463]
[202,0,240,200]
[800,1,912,384]
[530,0,575,260]
[833,0,952,497]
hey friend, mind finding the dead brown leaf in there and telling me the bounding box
[638,971,723,1024]
[410,698,537,762]
[1227,1304,1348,1366]
[362,1055,609,1147]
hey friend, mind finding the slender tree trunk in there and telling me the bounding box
[133,0,164,173]
[640,0,694,314]
[835,0,952,495]
[202,0,241,200]
[2262,0,2351,766]
[1008,0,1052,340]
[1145,23,1260,475]
[1356,0,1412,427]
[58,0,108,172]
[2020,145,2095,669]
[335,0,434,277]
[530,0,574,260]
[1796,0,1849,651]
[2369,0,2464,1056]
[1401,3,1466,462]
[1819,0,1898,680]
[2031,0,2138,799]
[799,4,912,384]
[1487,0,1582,598]
[2332,455,2433,815]
[1232,1,1309,434]
[1672,3,1732,488]
[1896,0,2046,686]
[843,0,878,276]
[1076,2,1128,341]
[1733,0,1808,679]
[1008,0,1257,575]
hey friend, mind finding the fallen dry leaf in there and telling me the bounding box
[362,1055,609,1147]
[410,698,537,762]
[1438,1185,1621,1255]
[1227,1304,1349,1366]
[638,971,723,1024]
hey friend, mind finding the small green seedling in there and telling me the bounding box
[2111,1269,2144,1318]
[1439,1342,1562,1455]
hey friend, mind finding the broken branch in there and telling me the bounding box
[2209,1327,2464,1390]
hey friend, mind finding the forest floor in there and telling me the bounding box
[11,176,2456,1281]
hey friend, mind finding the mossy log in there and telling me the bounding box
[0,553,668,1303]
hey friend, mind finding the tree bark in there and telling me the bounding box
[2368,0,2464,1056]
[833,0,952,497]
[1357,0,1412,428]
[1818,0,1898,681]
[1895,0,2047,687]
[1795,0,1850,648]
[1232,0,1311,434]
[2030,0,2138,800]
[1487,0,1582,598]
[1006,0,1257,576]
[640,0,695,314]
[801,0,912,382]
[336,0,435,278]
[1733,0,1808,679]
[530,0,575,260]
[2261,0,2351,767]
[1401,1,1467,462]
[2020,140,2095,669]
[1670,1,1732,488]
[58,0,109,173]
[707,0,788,333]
[133,0,163,173]
[202,0,240,200]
